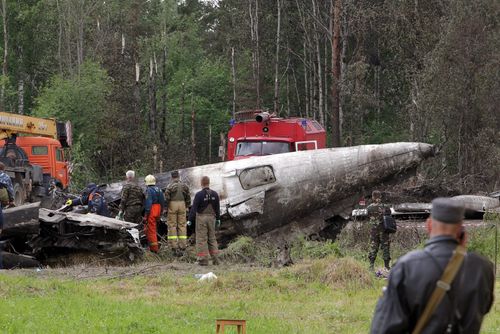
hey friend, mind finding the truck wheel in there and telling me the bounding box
[13,182,26,206]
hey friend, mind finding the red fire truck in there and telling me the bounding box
[227,110,327,160]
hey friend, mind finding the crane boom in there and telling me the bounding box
[0,111,70,147]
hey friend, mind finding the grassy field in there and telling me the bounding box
[1,258,499,334]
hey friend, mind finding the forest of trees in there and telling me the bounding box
[0,0,498,191]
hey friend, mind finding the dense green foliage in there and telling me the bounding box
[0,0,497,189]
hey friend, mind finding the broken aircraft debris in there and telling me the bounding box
[105,142,435,244]
[353,195,500,220]
[1,203,140,269]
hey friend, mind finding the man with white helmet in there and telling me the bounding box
[143,174,165,253]
[117,170,144,224]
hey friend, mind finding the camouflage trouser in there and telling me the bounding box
[368,223,391,263]
[124,205,143,224]
[195,213,219,263]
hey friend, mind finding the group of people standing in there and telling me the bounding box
[66,170,220,265]
[117,170,221,266]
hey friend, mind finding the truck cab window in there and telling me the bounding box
[32,146,48,155]
[262,142,290,155]
[236,141,290,157]
[236,142,261,156]
[56,149,64,162]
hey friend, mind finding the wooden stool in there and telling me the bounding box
[215,319,246,334]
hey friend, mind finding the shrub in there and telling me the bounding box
[284,256,373,290]
[290,236,342,260]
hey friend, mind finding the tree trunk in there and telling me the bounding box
[219,132,226,162]
[291,68,301,117]
[339,5,348,139]
[273,0,281,115]
[312,0,324,126]
[17,79,24,115]
[303,39,309,118]
[1,0,7,110]
[248,0,260,108]
[254,0,260,108]
[148,57,157,136]
[231,47,236,118]
[56,0,63,73]
[331,0,341,147]
[208,124,212,163]
[191,96,196,166]
[134,62,140,119]
[181,82,185,139]
[160,47,168,144]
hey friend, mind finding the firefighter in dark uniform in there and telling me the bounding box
[370,198,494,334]
[187,176,220,266]
[117,170,144,224]
[164,170,191,252]
[66,183,110,217]
[367,190,391,270]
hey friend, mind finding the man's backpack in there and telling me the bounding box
[383,214,397,233]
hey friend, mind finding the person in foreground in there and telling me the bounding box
[370,197,494,334]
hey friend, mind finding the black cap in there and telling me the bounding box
[171,170,179,178]
[431,197,465,224]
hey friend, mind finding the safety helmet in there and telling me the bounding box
[145,174,156,186]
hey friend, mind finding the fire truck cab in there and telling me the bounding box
[227,110,326,160]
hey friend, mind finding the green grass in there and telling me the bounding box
[0,260,499,333]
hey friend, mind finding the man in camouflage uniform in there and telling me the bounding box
[367,190,391,271]
[164,170,191,252]
[118,170,144,224]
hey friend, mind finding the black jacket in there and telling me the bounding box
[188,187,220,222]
[370,236,494,334]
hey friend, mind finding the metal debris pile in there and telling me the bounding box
[1,202,141,269]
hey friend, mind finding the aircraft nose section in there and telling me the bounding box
[418,143,435,158]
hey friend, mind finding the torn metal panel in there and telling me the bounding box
[3,202,40,230]
[227,191,265,219]
[393,203,432,212]
[1,252,39,269]
[39,209,137,230]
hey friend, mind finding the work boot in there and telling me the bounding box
[196,259,209,266]
[384,260,391,270]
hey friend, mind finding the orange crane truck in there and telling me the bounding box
[0,111,71,205]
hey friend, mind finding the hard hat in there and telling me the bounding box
[86,183,97,191]
[145,174,156,186]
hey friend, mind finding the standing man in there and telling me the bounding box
[0,162,13,270]
[188,176,220,266]
[0,162,14,207]
[144,175,165,253]
[164,170,191,253]
[367,190,391,270]
[370,198,494,334]
[118,170,144,224]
